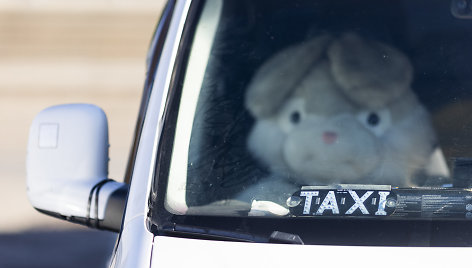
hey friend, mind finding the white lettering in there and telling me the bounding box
[346,190,373,215]
[315,191,339,215]
[375,191,390,216]
[300,191,319,214]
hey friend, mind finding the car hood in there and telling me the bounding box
[151,235,472,268]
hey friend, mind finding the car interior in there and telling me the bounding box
[184,0,472,206]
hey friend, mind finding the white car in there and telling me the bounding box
[26,0,472,267]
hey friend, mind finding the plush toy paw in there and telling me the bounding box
[248,200,289,216]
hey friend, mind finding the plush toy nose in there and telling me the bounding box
[322,131,337,144]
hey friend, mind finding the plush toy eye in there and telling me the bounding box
[290,111,301,124]
[357,109,391,136]
[367,112,380,126]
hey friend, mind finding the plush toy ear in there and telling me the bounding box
[245,35,332,118]
[328,33,413,109]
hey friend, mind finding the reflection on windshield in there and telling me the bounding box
[164,0,472,221]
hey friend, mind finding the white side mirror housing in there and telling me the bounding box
[27,104,127,231]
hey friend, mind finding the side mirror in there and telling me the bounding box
[26,104,128,232]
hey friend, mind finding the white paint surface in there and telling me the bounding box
[152,235,472,268]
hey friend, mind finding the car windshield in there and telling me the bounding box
[151,0,472,245]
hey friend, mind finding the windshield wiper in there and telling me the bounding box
[269,230,304,244]
[157,223,304,244]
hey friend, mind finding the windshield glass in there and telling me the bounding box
[157,0,472,227]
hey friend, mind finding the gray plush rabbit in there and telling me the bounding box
[239,33,448,214]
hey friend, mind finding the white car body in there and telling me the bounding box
[109,1,472,266]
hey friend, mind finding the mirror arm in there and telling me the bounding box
[34,181,128,232]
[101,184,129,232]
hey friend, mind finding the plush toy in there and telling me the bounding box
[239,33,449,211]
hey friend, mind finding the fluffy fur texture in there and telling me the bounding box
[240,33,442,206]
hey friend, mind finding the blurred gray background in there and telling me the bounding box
[0,0,164,267]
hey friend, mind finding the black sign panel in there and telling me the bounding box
[288,188,396,217]
[391,188,472,219]
[288,186,472,219]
